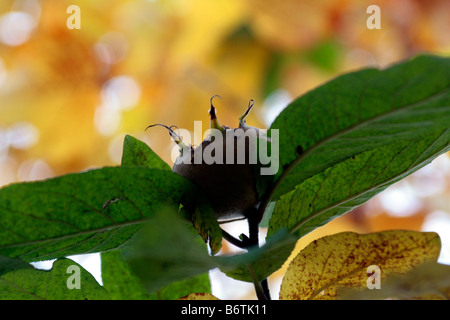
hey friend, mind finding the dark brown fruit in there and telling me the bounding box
[151,97,270,222]
[172,127,260,221]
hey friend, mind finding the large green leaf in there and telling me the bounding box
[123,208,296,292]
[122,208,217,293]
[265,54,450,237]
[0,255,109,299]
[101,250,211,300]
[268,54,449,200]
[0,167,194,261]
[268,129,450,237]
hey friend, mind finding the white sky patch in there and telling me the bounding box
[261,89,292,127]
[379,181,422,217]
[421,210,450,265]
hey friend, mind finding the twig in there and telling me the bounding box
[246,264,268,301]
[221,229,248,249]
[220,208,272,300]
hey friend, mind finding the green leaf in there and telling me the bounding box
[0,255,109,299]
[187,200,223,255]
[149,274,211,300]
[0,167,194,261]
[268,129,450,237]
[101,250,211,300]
[121,135,171,170]
[101,250,150,300]
[269,54,450,201]
[122,208,296,292]
[265,54,450,237]
[122,208,217,293]
[258,201,276,228]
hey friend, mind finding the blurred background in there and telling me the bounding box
[0,0,448,299]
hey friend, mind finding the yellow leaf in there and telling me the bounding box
[339,261,450,300]
[279,230,441,300]
[178,293,220,300]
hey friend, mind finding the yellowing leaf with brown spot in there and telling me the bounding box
[279,231,441,300]
[178,293,220,300]
[339,262,450,300]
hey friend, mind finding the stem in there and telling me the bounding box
[246,264,268,301]
[247,211,271,300]
[221,229,248,249]
[219,209,271,300]
[261,279,271,300]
